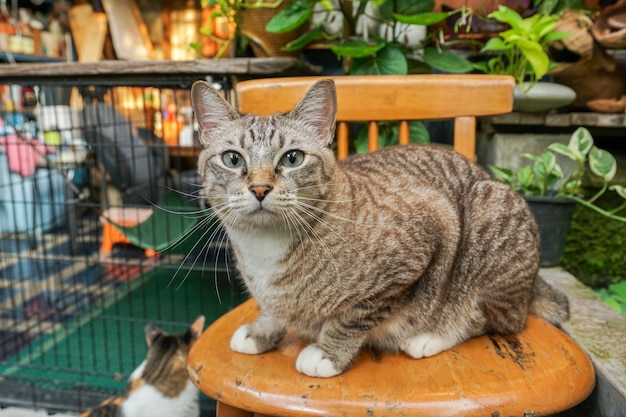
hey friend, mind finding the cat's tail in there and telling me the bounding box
[529,275,570,325]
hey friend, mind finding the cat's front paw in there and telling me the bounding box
[295,345,341,378]
[401,332,458,359]
[230,324,261,354]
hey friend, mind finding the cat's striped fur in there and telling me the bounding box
[191,79,568,378]
[78,316,205,417]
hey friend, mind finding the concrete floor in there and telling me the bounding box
[4,268,625,417]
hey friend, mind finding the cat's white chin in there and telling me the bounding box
[231,207,282,229]
[295,345,341,378]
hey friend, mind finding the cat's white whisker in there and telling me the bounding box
[292,203,363,261]
[296,196,360,204]
[284,206,342,281]
[280,207,314,263]
[296,201,368,225]
[168,213,226,290]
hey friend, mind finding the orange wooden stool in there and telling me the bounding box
[188,299,595,417]
[100,207,157,257]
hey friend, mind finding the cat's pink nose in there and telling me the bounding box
[249,184,273,202]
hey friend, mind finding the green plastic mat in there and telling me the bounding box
[109,192,220,254]
[1,266,245,392]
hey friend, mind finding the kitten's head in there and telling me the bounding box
[141,315,205,386]
[191,80,338,230]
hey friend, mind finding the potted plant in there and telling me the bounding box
[261,0,478,151]
[264,0,476,75]
[472,5,576,112]
[199,0,307,58]
[489,127,626,266]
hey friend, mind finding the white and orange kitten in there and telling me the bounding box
[79,316,205,417]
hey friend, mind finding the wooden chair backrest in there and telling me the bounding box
[235,74,515,160]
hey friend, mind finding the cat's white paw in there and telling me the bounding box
[402,333,458,359]
[295,345,341,378]
[230,324,261,354]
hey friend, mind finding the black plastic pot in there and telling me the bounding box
[525,195,577,267]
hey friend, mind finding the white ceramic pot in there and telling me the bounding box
[513,82,577,113]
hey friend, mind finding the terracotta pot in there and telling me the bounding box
[434,0,503,15]
[239,0,307,57]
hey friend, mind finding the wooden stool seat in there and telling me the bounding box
[188,299,595,417]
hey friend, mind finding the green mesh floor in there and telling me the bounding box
[1,266,246,393]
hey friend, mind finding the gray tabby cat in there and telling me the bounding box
[191,79,568,378]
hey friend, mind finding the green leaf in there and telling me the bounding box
[265,0,311,34]
[265,0,312,34]
[350,46,408,75]
[472,61,489,73]
[604,297,623,314]
[517,165,535,189]
[569,127,594,159]
[355,127,369,154]
[319,0,334,11]
[516,38,549,79]
[393,11,450,26]
[609,185,626,199]
[536,0,559,14]
[409,121,430,144]
[329,39,385,58]
[540,151,558,173]
[609,281,626,303]
[548,143,577,161]
[589,146,617,182]
[406,57,433,74]
[535,19,558,40]
[480,37,508,53]
[543,30,570,43]
[522,152,541,165]
[423,47,473,73]
[489,166,514,185]
[282,26,324,51]
[488,5,524,29]
[380,0,434,20]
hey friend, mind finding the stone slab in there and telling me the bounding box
[541,267,626,417]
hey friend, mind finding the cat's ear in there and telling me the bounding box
[189,315,205,341]
[144,323,162,347]
[184,315,206,347]
[191,81,239,146]
[289,79,337,146]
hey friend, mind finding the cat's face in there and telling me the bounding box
[191,80,338,231]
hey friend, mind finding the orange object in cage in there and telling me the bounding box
[100,207,157,258]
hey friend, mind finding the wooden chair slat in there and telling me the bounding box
[337,121,349,160]
[235,74,515,160]
[367,121,379,153]
[399,120,410,145]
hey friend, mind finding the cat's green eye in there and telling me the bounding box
[222,151,245,169]
[280,150,305,168]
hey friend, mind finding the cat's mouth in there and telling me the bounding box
[250,202,275,215]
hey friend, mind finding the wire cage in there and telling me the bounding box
[0,67,245,415]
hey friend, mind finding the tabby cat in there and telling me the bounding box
[79,316,205,417]
[191,79,568,378]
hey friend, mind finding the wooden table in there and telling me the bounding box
[0,57,322,85]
